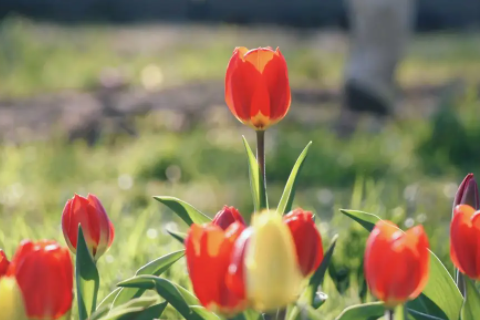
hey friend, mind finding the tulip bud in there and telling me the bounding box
[212,206,246,230]
[7,240,73,320]
[0,249,9,278]
[225,47,291,130]
[243,210,303,311]
[364,220,429,307]
[453,174,480,215]
[62,194,114,260]
[0,277,27,320]
[450,205,480,280]
[283,209,324,276]
[185,222,247,315]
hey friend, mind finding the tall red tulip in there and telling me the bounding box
[185,221,247,315]
[0,249,9,278]
[225,47,291,130]
[283,209,324,276]
[451,205,480,280]
[364,220,429,307]
[7,240,73,320]
[62,194,114,260]
[212,206,246,230]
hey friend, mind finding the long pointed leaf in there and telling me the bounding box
[461,278,480,320]
[277,141,312,215]
[118,275,208,320]
[335,302,385,320]
[242,136,267,211]
[112,250,185,307]
[340,209,462,320]
[166,228,187,244]
[76,226,100,320]
[154,196,211,226]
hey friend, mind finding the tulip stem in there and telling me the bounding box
[385,309,394,320]
[256,130,268,209]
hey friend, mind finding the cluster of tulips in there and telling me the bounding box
[1,46,480,320]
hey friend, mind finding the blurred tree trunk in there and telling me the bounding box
[342,0,415,117]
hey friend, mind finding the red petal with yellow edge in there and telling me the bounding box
[244,48,276,73]
[262,49,291,121]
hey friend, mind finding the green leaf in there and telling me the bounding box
[335,302,385,320]
[340,209,462,320]
[241,309,265,320]
[277,141,312,215]
[90,297,166,320]
[154,196,211,226]
[118,275,207,320]
[112,250,185,307]
[294,302,324,320]
[166,228,187,244]
[461,278,480,320]
[408,309,447,320]
[242,136,267,211]
[308,235,338,303]
[76,226,100,320]
[97,288,122,310]
[190,306,222,320]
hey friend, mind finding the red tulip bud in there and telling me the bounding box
[283,209,324,276]
[454,174,480,215]
[364,220,429,307]
[0,249,9,278]
[7,240,73,319]
[225,47,291,130]
[62,194,114,260]
[451,205,480,280]
[212,206,246,230]
[185,221,247,315]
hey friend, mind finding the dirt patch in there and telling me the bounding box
[0,80,465,144]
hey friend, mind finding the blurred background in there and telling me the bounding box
[0,0,479,318]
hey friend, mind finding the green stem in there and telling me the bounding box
[256,130,268,209]
[385,309,394,320]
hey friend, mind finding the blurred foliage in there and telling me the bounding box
[0,16,480,319]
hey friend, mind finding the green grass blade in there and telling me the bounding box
[242,136,267,212]
[76,226,100,320]
[165,228,187,244]
[277,141,312,215]
[112,250,185,307]
[154,196,211,226]
[340,209,462,320]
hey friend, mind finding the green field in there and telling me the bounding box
[1,17,480,319]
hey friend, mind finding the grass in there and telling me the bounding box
[1,16,480,319]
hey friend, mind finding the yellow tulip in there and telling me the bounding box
[245,210,303,311]
[0,277,27,320]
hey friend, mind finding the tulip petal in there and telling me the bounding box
[262,49,291,122]
[451,206,478,278]
[244,48,275,73]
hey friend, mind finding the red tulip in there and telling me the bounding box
[451,205,480,280]
[185,221,247,315]
[283,209,324,276]
[364,220,429,307]
[212,206,246,230]
[62,194,114,260]
[225,47,291,130]
[7,240,73,320]
[226,227,253,300]
[453,174,480,214]
[0,249,9,278]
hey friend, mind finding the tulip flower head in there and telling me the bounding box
[243,210,303,311]
[0,276,27,320]
[185,221,247,315]
[0,249,9,278]
[212,206,246,230]
[283,209,324,276]
[225,47,291,130]
[454,173,480,212]
[451,205,480,280]
[7,240,73,320]
[62,194,114,260]
[364,220,429,307]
